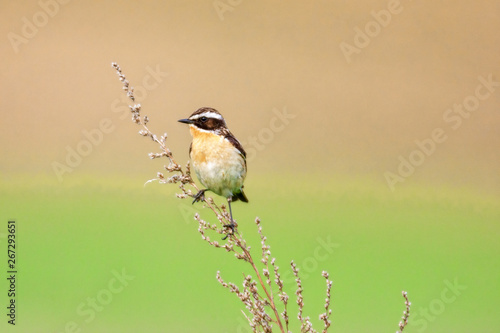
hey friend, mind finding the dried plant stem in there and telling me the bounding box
[239,240,285,332]
[320,271,333,332]
[397,291,411,332]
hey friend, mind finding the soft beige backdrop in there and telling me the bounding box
[1,0,499,194]
[1,2,499,333]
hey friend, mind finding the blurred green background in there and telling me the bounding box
[1,1,499,332]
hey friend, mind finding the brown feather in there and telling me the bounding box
[224,132,246,158]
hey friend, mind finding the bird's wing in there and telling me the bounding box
[224,133,246,159]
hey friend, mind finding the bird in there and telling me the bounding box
[178,107,248,237]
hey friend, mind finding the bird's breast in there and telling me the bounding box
[189,126,246,197]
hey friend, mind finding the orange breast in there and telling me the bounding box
[189,125,246,197]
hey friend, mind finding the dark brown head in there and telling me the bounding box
[178,107,228,132]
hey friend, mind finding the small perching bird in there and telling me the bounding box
[178,107,248,237]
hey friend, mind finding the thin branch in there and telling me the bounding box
[320,271,333,332]
[397,291,411,332]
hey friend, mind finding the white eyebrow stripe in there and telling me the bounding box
[189,111,223,120]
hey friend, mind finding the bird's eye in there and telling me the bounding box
[200,116,208,122]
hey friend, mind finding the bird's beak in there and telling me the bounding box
[178,118,193,124]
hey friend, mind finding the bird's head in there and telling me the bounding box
[178,107,228,134]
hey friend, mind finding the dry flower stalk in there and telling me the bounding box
[111,62,410,333]
[320,271,333,332]
[396,291,411,333]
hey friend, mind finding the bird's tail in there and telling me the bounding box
[234,190,249,203]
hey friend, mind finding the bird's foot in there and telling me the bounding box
[222,222,236,240]
[192,189,207,204]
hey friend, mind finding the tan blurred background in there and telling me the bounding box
[1,0,499,194]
